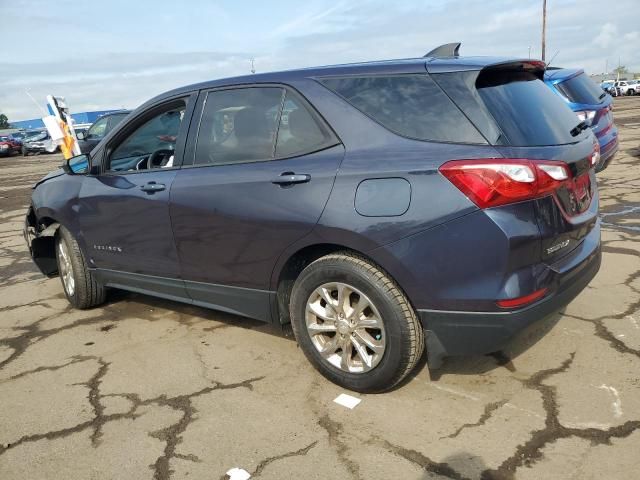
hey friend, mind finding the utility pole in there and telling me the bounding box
[541,0,547,62]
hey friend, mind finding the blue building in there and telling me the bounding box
[11,110,124,130]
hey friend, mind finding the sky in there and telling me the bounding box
[1,0,639,121]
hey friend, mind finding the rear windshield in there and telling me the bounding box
[474,71,587,146]
[554,73,605,105]
[320,74,486,144]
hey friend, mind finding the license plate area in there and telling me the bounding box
[555,172,592,217]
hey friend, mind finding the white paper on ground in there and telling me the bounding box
[333,393,362,409]
[226,467,251,480]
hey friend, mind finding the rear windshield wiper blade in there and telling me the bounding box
[570,121,589,137]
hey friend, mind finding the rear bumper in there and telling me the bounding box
[596,128,618,172]
[418,226,601,368]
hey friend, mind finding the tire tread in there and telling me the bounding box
[58,226,105,309]
[290,251,424,392]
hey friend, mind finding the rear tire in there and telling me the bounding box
[290,252,424,393]
[56,226,105,309]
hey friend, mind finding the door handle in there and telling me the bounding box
[140,181,166,193]
[271,173,311,185]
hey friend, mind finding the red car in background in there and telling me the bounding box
[0,136,22,157]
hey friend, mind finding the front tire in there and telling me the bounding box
[290,252,424,393]
[56,226,106,309]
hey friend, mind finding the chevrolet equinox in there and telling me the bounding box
[24,45,602,392]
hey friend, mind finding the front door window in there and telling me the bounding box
[108,102,186,172]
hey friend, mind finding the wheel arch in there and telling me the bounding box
[273,242,414,326]
[26,208,63,276]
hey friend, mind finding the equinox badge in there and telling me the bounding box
[546,239,570,255]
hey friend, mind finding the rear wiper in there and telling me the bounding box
[598,92,606,100]
[570,121,589,137]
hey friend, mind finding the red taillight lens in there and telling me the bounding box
[439,159,571,209]
[497,288,548,309]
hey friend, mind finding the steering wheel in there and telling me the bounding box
[147,149,175,169]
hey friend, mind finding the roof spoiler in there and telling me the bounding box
[424,42,461,58]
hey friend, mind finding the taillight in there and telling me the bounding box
[575,110,596,125]
[497,288,548,309]
[439,159,571,209]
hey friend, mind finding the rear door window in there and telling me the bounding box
[194,87,283,165]
[275,91,336,157]
[195,87,337,165]
[320,74,486,144]
[554,73,606,105]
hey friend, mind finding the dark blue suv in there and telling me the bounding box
[24,49,601,392]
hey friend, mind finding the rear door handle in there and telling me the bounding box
[140,181,166,193]
[271,173,311,185]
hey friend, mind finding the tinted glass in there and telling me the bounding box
[476,71,587,146]
[275,91,333,157]
[321,74,485,144]
[109,103,185,171]
[87,117,109,139]
[106,113,128,133]
[195,88,283,165]
[433,72,504,145]
[555,73,606,105]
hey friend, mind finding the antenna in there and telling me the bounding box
[24,89,48,116]
[541,0,547,61]
[424,43,461,58]
[250,58,256,74]
[546,50,559,68]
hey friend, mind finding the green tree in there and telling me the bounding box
[0,113,10,129]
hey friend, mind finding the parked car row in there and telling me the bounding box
[0,135,22,156]
[2,112,130,158]
[601,79,640,96]
[24,44,607,391]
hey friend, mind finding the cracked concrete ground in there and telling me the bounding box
[1,96,639,480]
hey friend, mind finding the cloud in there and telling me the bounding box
[593,23,618,48]
[2,0,639,121]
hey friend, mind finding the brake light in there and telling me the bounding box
[439,159,571,209]
[497,288,548,308]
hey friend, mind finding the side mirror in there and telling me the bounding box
[76,131,86,140]
[63,154,90,175]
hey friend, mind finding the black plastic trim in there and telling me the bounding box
[92,268,275,323]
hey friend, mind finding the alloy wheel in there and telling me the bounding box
[305,282,386,373]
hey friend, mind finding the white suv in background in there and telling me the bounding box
[613,80,638,96]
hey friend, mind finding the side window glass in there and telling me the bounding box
[322,75,486,144]
[108,102,186,172]
[275,92,333,157]
[106,113,127,134]
[86,117,109,139]
[195,87,283,165]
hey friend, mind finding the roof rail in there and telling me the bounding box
[424,42,461,58]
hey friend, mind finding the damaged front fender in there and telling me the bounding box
[23,207,59,276]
